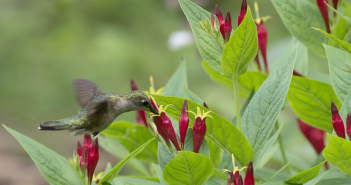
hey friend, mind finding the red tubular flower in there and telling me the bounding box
[256,21,268,74]
[152,105,181,151]
[347,114,351,139]
[237,176,243,185]
[215,5,232,43]
[298,119,325,154]
[130,79,148,127]
[331,101,345,139]
[316,0,331,34]
[179,101,189,150]
[244,161,254,185]
[190,107,211,153]
[77,133,99,185]
[238,0,247,26]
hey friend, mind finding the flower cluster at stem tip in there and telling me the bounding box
[223,154,254,185]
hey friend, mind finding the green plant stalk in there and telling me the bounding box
[275,121,290,174]
[233,76,242,132]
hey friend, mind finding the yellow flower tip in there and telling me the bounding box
[220,169,232,173]
[149,104,172,118]
[188,107,212,120]
[150,76,154,86]
[155,87,165,95]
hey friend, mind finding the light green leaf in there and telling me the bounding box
[178,0,223,74]
[271,0,326,57]
[324,44,351,103]
[315,28,351,54]
[153,95,254,167]
[163,151,213,185]
[3,125,83,185]
[207,139,223,168]
[99,136,150,176]
[99,138,156,184]
[211,168,228,181]
[254,123,283,169]
[221,6,258,77]
[305,164,338,185]
[287,76,341,132]
[323,134,351,176]
[241,46,296,158]
[101,122,158,163]
[153,164,167,185]
[157,142,175,170]
[182,85,203,105]
[202,61,267,98]
[284,161,325,184]
[268,154,300,182]
[113,177,160,185]
[163,60,188,98]
[204,177,227,185]
[329,7,351,48]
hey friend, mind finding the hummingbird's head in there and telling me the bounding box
[124,91,158,114]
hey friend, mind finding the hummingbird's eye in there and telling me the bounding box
[141,100,149,107]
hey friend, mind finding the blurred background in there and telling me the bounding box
[0,0,344,184]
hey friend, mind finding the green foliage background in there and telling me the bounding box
[1,0,349,183]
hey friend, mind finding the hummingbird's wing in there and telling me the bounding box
[73,79,102,108]
[86,99,109,118]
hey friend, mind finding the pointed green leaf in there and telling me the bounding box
[323,134,351,177]
[152,95,254,166]
[254,123,283,169]
[178,0,223,74]
[153,164,167,185]
[99,136,150,176]
[329,7,351,48]
[287,77,341,132]
[3,125,83,185]
[99,138,156,184]
[202,61,267,98]
[241,46,296,158]
[221,6,258,77]
[271,0,326,57]
[315,28,351,54]
[164,60,188,98]
[101,122,158,163]
[267,154,300,182]
[163,151,213,185]
[324,44,351,103]
[284,161,325,184]
[304,164,338,185]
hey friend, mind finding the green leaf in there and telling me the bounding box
[316,178,351,185]
[329,7,351,48]
[267,153,300,182]
[287,76,341,132]
[113,177,160,185]
[202,61,267,98]
[241,46,296,158]
[254,123,283,169]
[204,177,227,185]
[152,95,254,166]
[304,164,338,185]
[3,125,83,185]
[340,88,351,139]
[163,60,188,98]
[208,139,223,168]
[323,134,351,176]
[153,164,167,185]
[163,151,214,185]
[157,142,175,170]
[101,122,158,163]
[284,161,325,184]
[325,2,351,24]
[211,168,228,181]
[324,44,351,103]
[178,0,223,74]
[232,89,255,126]
[271,0,326,57]
[99,138,156,184]
[99,136,150,176]
[221,6,258,77]
[315,28,351,54]
[182,85,203,105]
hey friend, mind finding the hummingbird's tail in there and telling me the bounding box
[38,119,74,131]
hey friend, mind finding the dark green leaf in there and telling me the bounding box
[271,0,326,57]
[287,77,341,132]
[101,122,158,163]
[3,125,83,185]
[242,46,296,158]
[163,151,213,185]
[221,6,258,77]
[99,138,156,184]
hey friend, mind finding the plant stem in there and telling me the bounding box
[233,76,242,132]
[275,121,290,174]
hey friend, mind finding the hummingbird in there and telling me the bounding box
[38,79,158,136]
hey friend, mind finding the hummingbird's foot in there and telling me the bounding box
[93,132,99,137]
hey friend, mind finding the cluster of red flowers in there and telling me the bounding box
[316,0,339,34]
[226,155,254,185]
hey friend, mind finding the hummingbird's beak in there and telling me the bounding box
[150,104,159,114]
